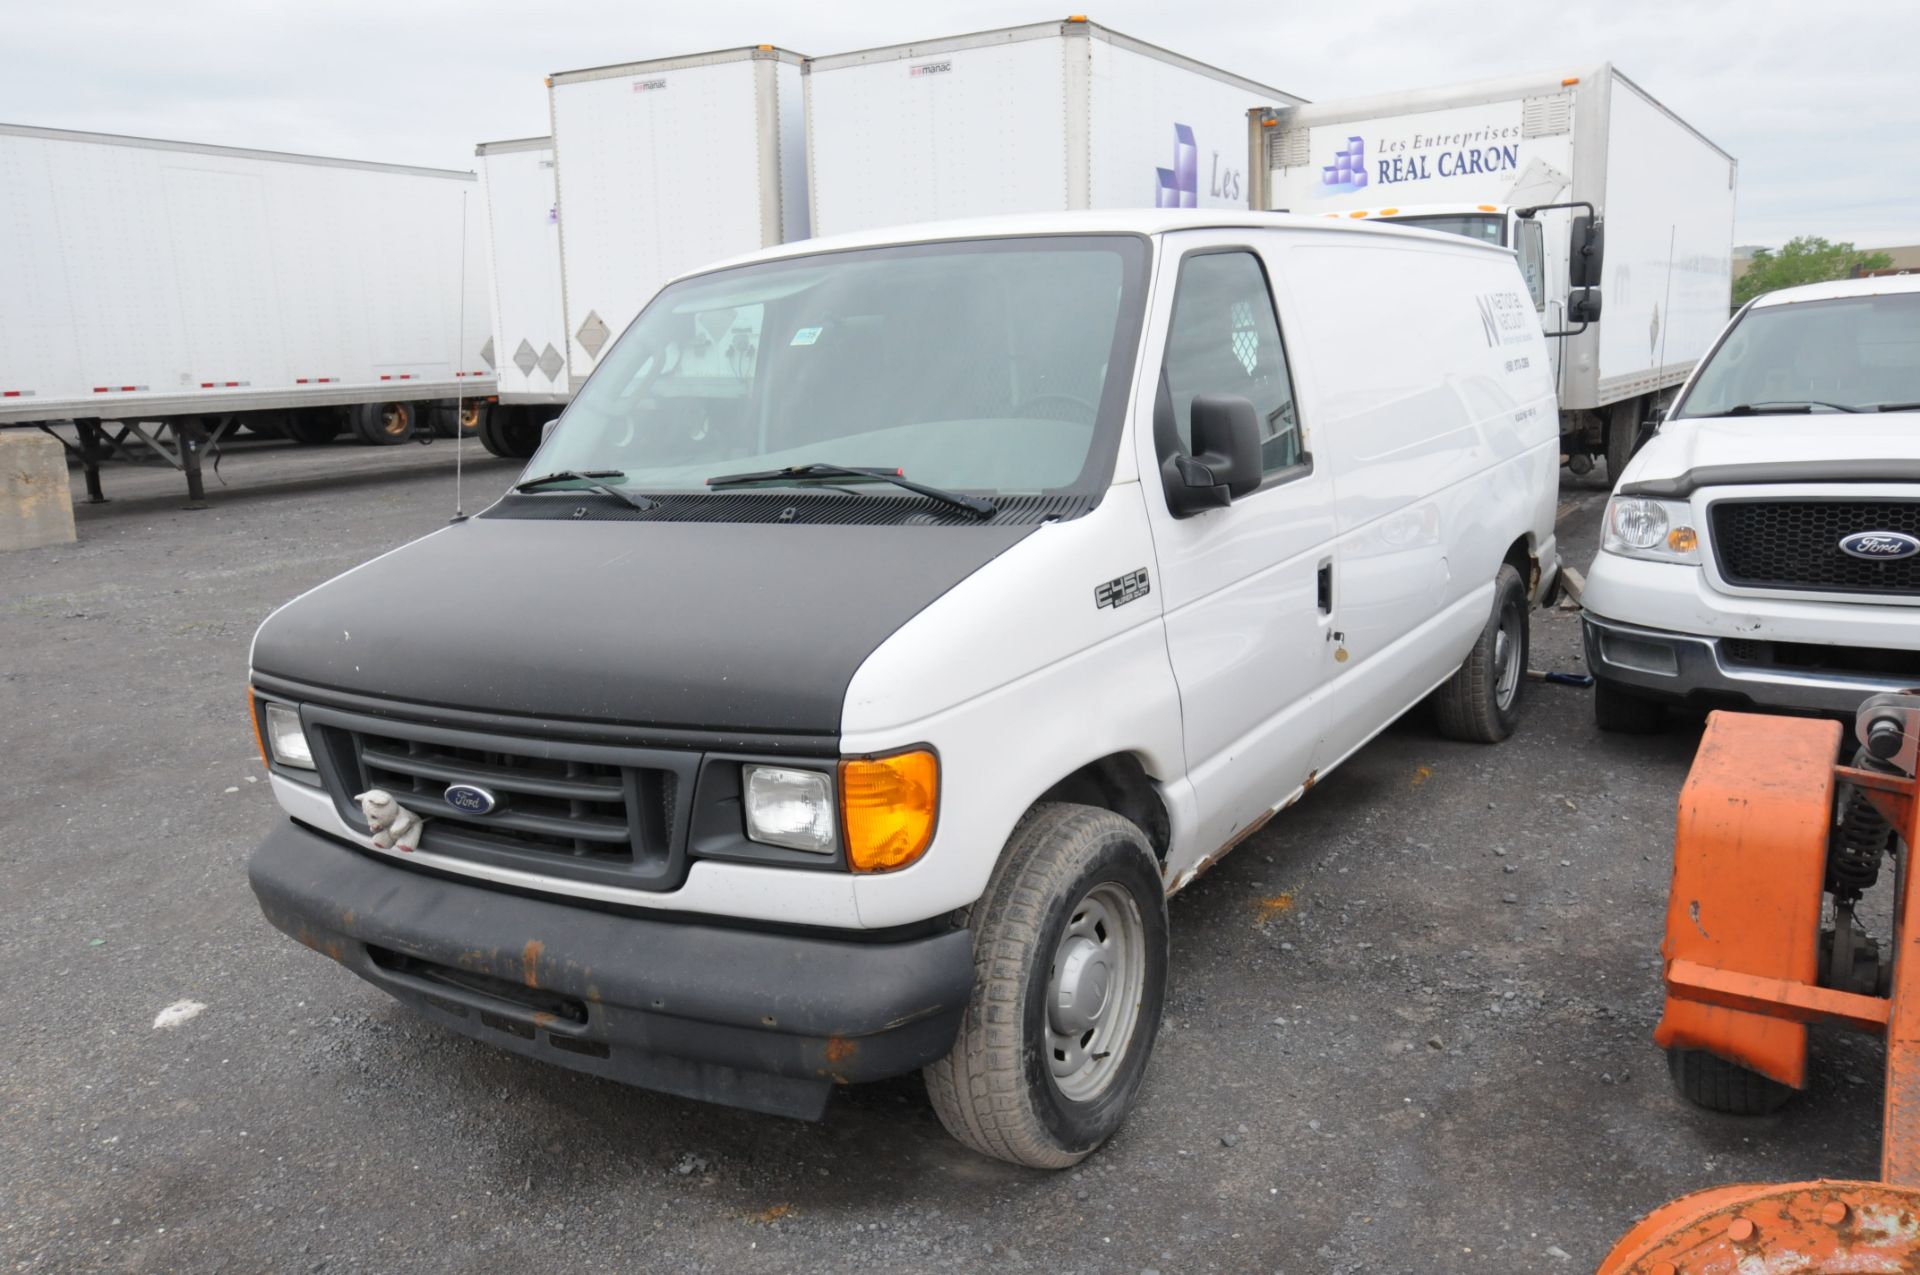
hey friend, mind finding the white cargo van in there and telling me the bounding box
[246,211,1560,1167]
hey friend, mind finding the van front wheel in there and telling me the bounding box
[1434,563,1529,743]
[924,803,1168,1168]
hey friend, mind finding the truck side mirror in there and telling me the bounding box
[1570,212,1605,289]
[541,418,561,444]
[1569,287,1603,323]
[1166,393,1263,516]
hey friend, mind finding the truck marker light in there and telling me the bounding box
[841,751,939,873]
[1562,77,1580,86]
[1380,207,1399,215]
[1477,204,1499,212]
[1349,211,1369,218]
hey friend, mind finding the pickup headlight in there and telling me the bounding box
[1603,497,1700,563]
[743,765,837,854]
[261,700,315,769]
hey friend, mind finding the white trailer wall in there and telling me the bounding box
[547,47,807,389]
[805,20,1301,238]
[0,124,492,424]
[478,138,568,404]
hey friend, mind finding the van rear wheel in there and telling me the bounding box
[924,803,1168,1168]
[1434,563,1529,743]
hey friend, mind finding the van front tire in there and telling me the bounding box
[1434,563,1529,744]
[924,803,1168,1169]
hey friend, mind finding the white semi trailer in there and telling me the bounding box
[476,136,568,458]
[804,17,1303,238]
[1249,65,1736,477]
[546,46,810,410]
[0,122,494,501]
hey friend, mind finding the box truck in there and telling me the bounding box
[1249,65,1736,478]
[476,137,567,459]
[0,123,494,500]
[804,18,1304,238]
[546,46,809,406]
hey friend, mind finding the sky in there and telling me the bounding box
[2,0,1914,250]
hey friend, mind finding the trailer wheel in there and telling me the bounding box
[1433,564,1529,743]
[1605,399,1644,484]
[1594,678,1666,734]
[1666,1047,1795,1116]
[924,803,1167,1169]
[284,408,342,446]
[479,406,541,459]
[433,400,489,439]
[351,401,420,445]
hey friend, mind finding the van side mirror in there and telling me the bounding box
[1569,287,1603,323]
[1166,394,1262,516]
[1570,212,1605,289]
[541,418,560,444]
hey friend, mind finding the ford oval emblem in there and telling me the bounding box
[443,783,498,815]
[1840,531,1920,561]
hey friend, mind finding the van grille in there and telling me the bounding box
[304,706,697,891]
[1711,498,1920,596]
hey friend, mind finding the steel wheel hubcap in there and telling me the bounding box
[1493,601,1523,709]
[1046,881,1145,1103]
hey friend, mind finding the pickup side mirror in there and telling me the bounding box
[1166,393,1262,517]
[1570,212,1605,289]
[1568,287,1603,323]
[541,418,561,444]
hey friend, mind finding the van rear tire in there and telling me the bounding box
[1434,563,1529,744]
[924,803,1168,1168]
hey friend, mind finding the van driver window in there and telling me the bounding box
[1163,251,1300,475]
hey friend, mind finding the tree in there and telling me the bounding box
[1735,236,1894,306]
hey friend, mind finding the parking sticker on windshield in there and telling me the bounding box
[790,326,823,346]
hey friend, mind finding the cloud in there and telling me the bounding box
[1,0,1914,248]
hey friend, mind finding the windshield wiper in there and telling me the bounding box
[1875,401,1920,413]
[514,469,658,511]
[1723,400,1862,415]
[704,463,997,518]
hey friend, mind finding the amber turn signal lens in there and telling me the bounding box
[1668,527,1698,553]
[840,751,938,873]
[248,688,270,769]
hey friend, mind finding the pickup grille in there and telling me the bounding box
[1711,498,1920,596]
[305,706,698,891]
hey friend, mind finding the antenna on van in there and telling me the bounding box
[451,188,470,524]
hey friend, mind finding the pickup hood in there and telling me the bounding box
[251,515,1036,736]
[1621,413,1920,495]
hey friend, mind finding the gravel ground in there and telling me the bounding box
[0,440,1886,1273]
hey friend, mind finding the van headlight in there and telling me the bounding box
[743,765,838,854]
[262,701,315,770]
[1603,497,1700,563]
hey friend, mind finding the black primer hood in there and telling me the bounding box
[252,516,1036,736]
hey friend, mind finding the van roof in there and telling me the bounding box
[687,209,1509,280]
[1749,271,1920,308]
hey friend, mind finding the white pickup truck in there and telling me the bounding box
[1583,273,1920,731]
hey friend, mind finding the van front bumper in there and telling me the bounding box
[1582,612,1916,716]
[248,821,975,1121]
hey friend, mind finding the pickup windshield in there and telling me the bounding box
[1677,291,1920,418]
[535,236,1150,500]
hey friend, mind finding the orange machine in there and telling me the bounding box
[1599,692,1920,1274]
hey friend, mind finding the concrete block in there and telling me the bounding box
[0,431,77,551]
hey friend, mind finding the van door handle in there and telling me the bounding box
[1316,560,1333,614]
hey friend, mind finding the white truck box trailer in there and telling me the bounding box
[804,18,1304,238]
[1248,66,1736,477]
[0,122,494,476]
[547,46,809,399]
[476,136,568,457]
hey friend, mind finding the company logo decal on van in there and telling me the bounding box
[909,60,951,77]
[1095,568,1152,609]
[1320,136,1367,193]
[631,78,667,93]
[1155,125,1197,209]
[1475,290,1533,348]
[1839,531,1920,561]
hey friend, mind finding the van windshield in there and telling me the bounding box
[537,235,1150,500]
[1677,292,1920,417]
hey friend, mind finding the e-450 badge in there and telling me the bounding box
[1095,568,1151,610]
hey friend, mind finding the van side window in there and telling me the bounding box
[1163,251,1300,476]
[1516,219,1546,310]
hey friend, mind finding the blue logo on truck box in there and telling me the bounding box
[1321,136,1367,193]
[1155,124,1198,208]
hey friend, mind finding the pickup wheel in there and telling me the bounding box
[924,803,1168,1169]
[1434,563,1529,743]
[1666,1047,1795,1116]
[1594,678,1666,734]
